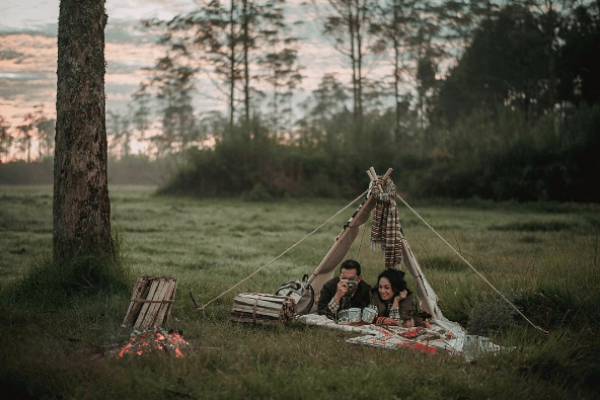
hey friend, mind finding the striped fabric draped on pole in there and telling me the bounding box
[370,178,404,269]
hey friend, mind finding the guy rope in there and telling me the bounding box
[194,189,368,315]
[194,167,549,335]
[395,193,548,335]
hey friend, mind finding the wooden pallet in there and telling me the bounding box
[122,276,178,330]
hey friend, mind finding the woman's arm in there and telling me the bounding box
[389,290,408,323]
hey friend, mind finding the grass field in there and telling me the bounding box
[1,185,599,399]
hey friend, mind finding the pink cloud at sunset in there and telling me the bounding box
[1,0,422,161]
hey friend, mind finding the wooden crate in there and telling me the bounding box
[122,276,178,330]
[231,293,296,325]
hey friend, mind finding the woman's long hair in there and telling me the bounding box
[377,269,408,299]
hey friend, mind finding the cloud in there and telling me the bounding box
[0,1,59,32]
[107,0,197,22]
[0,33,56,72]
[0,0,409,148]
[0,28,166,121]
[0,34,56,123]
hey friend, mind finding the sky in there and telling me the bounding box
[0,0,361,125]
[0,0,414,161]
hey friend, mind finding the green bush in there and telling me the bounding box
[420,104,600,202]
[155,104,599,203]
[467,291,521,335]
[3,236,130,307]
[242,183,273,202]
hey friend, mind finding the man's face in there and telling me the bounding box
[339,268,361,282]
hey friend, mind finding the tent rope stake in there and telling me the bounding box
[395,193,549,335]
[198,189,369,313]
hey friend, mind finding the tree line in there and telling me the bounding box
[0,105,55,164]
[154,0,599,202]
[2,0,599,202]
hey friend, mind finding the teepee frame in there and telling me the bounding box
[307,167,447,321]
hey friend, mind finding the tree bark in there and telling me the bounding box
[243,0,250,123]
[356,0,364,119]
[348,5,358,119]
[229,0,236,125]
[393,1,401,141]
[54,0,114,261]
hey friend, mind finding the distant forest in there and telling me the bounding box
[1,1,599,202]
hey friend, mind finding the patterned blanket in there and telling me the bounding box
[299,314,510,362]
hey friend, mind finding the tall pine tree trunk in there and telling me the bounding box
[348,7,358,119]
[243,0,250,123]
[272,76,279,135]
[54,0,114,261]
[26,136,31,163]
[394,38,401,142]
[356,0,364,119]
[229,0,236,125]
[393,0,401,141]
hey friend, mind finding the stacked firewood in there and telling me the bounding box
[122,276,178,331]
[231,293,296,325]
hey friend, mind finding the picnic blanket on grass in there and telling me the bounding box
[299,314,510,362]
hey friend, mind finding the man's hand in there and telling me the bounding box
[333,279,348,303]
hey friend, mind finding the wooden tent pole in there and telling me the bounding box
[383,168,393,180]
[308,168,397,296]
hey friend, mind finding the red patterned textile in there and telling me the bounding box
[375,316,399,326]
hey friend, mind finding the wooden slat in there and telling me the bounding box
[237,293,287,301]
[232,305,281,318]
[134,279,159,330]
[233,298,284,310]
[144,278,171,329]
[164,279,178,322]
[129,277,151,324]
[231,311,280,320]
[155,279,176,328]
[155,279,172,325]
[122,276,147,326]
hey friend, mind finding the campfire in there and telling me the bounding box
[117,328,190,358]
[116,276,191,359]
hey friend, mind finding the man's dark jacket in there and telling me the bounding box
[317,277,372,319]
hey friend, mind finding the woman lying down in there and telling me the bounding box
[368,268,415,327]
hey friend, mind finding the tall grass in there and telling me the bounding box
[1,185,599,399]
[4,243,131,308]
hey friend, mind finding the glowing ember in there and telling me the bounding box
[117,328,190,358]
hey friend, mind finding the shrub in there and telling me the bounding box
[155,104,600,203]
[3,236,130,307]
[420,104,600,202]
[242,183,273,202]
[467,291,521,335]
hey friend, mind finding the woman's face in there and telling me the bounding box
[378,277,394,301]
